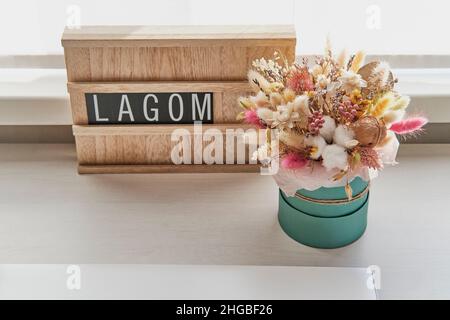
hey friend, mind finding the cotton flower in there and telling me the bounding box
[321,144,348,171]
[334,124,358,148]
[338,70,367,94]
[319,116,336,143]
[304,135,326,160]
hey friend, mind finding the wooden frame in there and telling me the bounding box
[62,25,296,173]
[67,81,251,124]
[73,124,263,173]
[62,25,296,82]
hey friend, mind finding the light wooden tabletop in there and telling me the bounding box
[61,25,296,41]
[0,143,449,299]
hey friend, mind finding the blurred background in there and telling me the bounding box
[0,0,449,142]
[1,0,449,55]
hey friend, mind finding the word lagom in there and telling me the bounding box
[86,92,213,124]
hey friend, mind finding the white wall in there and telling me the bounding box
[1,0,449,55]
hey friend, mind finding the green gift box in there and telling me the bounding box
[278,177,369,249]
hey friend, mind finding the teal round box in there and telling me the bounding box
[278,177,369,249]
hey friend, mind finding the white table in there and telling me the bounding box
[0,264,375,300]
[0,143,449,299]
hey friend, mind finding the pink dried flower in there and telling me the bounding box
[389,116,428,135]
[308,111,325,135]
[338,100,361,123]
[244,109,265,128]
[359,147,382,169]
[281,152,308,170]
[286,67,314,93]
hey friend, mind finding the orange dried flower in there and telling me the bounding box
[286,67,314,93]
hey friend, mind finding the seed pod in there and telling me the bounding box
[350,116,387,147]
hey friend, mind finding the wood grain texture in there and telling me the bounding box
[65,46,295,81]
[68,81,252,125]
[63,48,91,81]
[73,123,254,135]
[62,25,296,81]
[78,164,260,174]
[73,124,261,170]
[63,25,295,172]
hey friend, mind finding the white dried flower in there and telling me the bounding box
[293,94,310,115]
[252,57,283,81]
[311,64,323,77]
[316,74,331,89]
[274,104,299,128]
[269,92,283,106]
[276,105,292,122]
[256,108,273,124]
[279,129,304,149]
[370,61,391,88]
[248,70,270,93]
[319,116,336,143]
[251,91,270,108]
[334,124,358,148]
[383,109,406,125]
[338,70,367,94]
[304,135,327,160]
[322,144,348,171]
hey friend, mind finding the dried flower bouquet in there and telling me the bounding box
[238,46,427,198]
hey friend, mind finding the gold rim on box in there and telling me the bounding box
[294,184,370,205]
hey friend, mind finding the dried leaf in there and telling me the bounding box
[350,51,365,72]
[266,129,272,154]
[336,49,347,68]
[239,97,253,110]
[332,170,347,181]
[345,183,353,200]
[236,111,245,121]
[349,151,361,170]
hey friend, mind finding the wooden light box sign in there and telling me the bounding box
[62,25,296,173]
